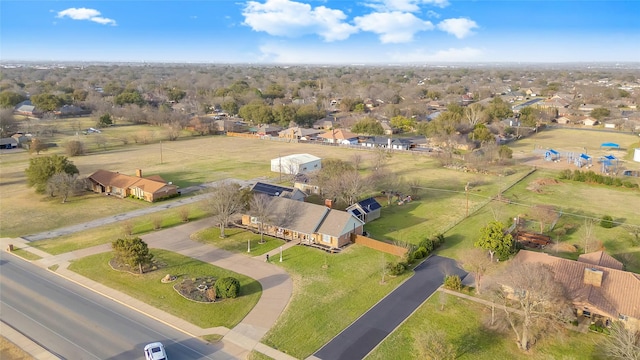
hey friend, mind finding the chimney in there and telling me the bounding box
[136,169,143,178]
[325,199,333,209]
[583,268,603,287]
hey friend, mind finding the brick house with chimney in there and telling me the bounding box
[241,197,364,250]
[512,250,640,330]
[87,169,178,202]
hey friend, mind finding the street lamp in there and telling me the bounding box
[280,246,283,262]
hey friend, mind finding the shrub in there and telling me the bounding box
[600,215,614,228]
[419,238,435,253]
[386,262,406,276]
[215,277,240,299]
[559,169,572,180]
[443,275,462,291]
[414,247,427,259]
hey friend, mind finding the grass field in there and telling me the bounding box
[366,293,605,360]
[31,203,210,255]
[262,244,411,359]
[510,127,640,165]
[192,227,285,256]
[68,249,261,329]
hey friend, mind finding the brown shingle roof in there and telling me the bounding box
[578,251,624,270]
[88,170,175,195]
[513,250,640,319]
[317,129,358,140]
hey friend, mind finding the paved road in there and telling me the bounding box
[313,256,467,360]
[0,252,236,360]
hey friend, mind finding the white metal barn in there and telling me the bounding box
[271,154,322,175]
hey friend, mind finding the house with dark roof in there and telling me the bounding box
[241,197,364,250]
[251,181,306,201]
[346,197,382,223]
[0,137,18,149]
[87,169,178,202]
[512,250,640,330]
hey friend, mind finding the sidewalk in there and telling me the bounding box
[1,218,297,360]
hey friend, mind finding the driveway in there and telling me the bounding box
[312,256,467,360]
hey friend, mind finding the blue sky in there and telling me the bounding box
[1,0,639,64]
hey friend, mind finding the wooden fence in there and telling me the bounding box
[352,234,407,257]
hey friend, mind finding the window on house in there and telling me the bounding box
[322,234,331,243]
[250,216,258,224]
[619,314,629,321]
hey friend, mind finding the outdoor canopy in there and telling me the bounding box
[600,142,620,148]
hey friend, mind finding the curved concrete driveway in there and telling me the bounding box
[139,219,293,344]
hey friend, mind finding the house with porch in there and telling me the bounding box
[87,169,178,202]
[512,250,640,330]
[241,197,364,250]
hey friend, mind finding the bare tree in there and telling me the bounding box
[414,329,456,360]
[338,170,370,206]
[601,321,640,360]
[459,248,493,294]
[45,173,85,203]
[93,134,108,151]
[249,193,275,244]
[464,103,486,126]
[493,261,572,351]
[0,108,18,137]
[63,140,85,157]
[29,138,48,155]
[581,218,601,253]
[351,153,363,171]
[206,181,243,238]
[529,205,557,233]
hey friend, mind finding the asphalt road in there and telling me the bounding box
[313,255,467,360]
[0,253,230,360]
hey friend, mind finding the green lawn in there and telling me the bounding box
[10,247,42,261]
[68,249,261,329]
[31,203,209,255]
[262,244,411,359]
[192,227,285,256]
[366,293,604,360]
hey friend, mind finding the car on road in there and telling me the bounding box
[144,342,167,360]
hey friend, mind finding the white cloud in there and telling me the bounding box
[392,47,483,62]
[242,0,358,42]
[437,18,478,39]
[426,10,440,18]
[57,8,116,26]
[365,0,449,12]
[354,12,433,43]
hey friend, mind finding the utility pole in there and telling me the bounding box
[465,182,470,217]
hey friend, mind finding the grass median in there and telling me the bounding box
[68,249,261,329]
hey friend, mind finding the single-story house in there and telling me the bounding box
[251,181,306,201]
[278,127,324,140]
[362,137,412,150]
[241,197,364,249]
[87,169,178,202]
[271,153,321,175]
[0,137,18,149]
[254,124,283,136]
[582,116,599,126]
[317,129,359,144]
[512,250,640,330]
[346,197,382,223]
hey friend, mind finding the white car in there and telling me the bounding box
[144,342,167,360]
